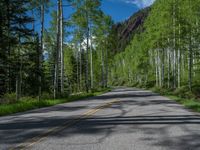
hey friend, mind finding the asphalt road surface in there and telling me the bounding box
[1,87,200,150]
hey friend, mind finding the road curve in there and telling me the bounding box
[0,87,200,150]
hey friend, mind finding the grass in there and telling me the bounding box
[151,87,200,113]
[167,95,200,112]
[0,88,111,117]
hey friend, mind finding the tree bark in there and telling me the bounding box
[101,47,105,88]
[167,47,171,88]
[155,49,158,87]
[90,27,93,89]
[188,0,193,91]
[85,11,89,92]
[60,0,64,94]
[173,0,177,89]
[38,4,44,100]
[105,46,108,88]
[161,48,165,87]
[54,0,61,99]
[79,42,82,91]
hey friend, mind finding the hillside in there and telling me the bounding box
[112,7,150,53]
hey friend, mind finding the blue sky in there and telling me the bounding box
[41,0,155,30]
[102,0,139,22]
[102,0,155,22]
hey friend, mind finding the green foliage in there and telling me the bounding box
[109,0,200,98]
[1,93,17,104]
[166,95,200,113]
[0,89,110,116]
[191,85,200,99]
[41,92,53,100]
[173,86,194,99]
[151,86,200,113]
[0,0,34,96]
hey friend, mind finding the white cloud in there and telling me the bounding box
[119,0,155,8]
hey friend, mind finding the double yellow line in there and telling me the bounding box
[10,99,120,150]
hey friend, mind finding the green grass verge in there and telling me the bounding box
[0,88,111,117]
[151,87,200,113]
[167,95,200,112]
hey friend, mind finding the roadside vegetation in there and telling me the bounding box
[151,86,200,113]
[0,0,113,115]
[108,0,200,113]
[0,88,110,116]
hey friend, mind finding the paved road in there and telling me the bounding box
[1,87,200,150]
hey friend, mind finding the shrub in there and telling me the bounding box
[2,93,17,104]
[41,92,54,100]
[145,80,156,88]
[174,86,195,99]
[192,85,200,99]
[20,96,35,102]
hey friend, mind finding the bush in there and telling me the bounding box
[59,92,70,99]
[2,93,17,104]
[192,85,200,99]
[20,96,35,102]
[151,87,173,95]
[41,92,54,100]
[174,86,195,99]
[145,80,156,88]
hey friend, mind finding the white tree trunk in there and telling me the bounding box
[177,23,181,88]
[90,28,93,89]
[60,0,64,94]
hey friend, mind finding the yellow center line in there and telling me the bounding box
[10,99,120,150]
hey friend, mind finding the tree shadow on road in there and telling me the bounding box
[1,88,200,150]
[1,112,200,150]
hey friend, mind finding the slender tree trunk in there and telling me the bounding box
[173,50,177,89]
[155,49,158,87]
[105,46,108,88]
[90,28,93,89]
[188,24,193,91]
[54,0,61,99]
[76,48,79,92]
[177,32,181,88]
[16,76,20,101]
[85,12,89,92]
[158,50,162,87]
[16,62,22,101]
[173,0,177,89]
[167,47,171,88]
[177,1,181,88]
[161,48,165,87]
[60,0,64,94]
[101,47,105,88]
[19,55,22,98]
[188,0,193,91]
[182,49,185,79]
[6,0,11,93]
[54,63,58,99]
[188,40,193,91]
[38,4,44,100]
[79,42,82,91]
[16,30,21,101]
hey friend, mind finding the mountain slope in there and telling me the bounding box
[113,7,150,53]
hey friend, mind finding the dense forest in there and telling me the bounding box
[1,0,200,104]
[0,0,113,102]
[110,0,200,98]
